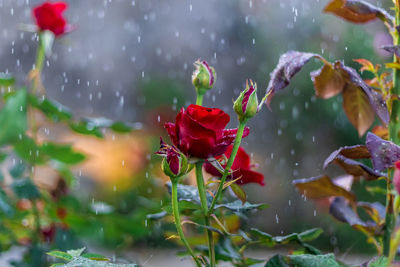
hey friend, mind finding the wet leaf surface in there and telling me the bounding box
[311,63,345,99]
[293,175,355,202]
[324,154,381,181]
[366,132,400,172]
[265,51,321,107]
[324,0,393,24]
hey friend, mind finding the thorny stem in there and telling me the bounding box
[195,162,215,267]
[171,180,202,267]
[208,119,248,214]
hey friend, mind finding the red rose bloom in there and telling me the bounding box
[165,104,249,159]
[204,145,264,186]
[33,1,69,37]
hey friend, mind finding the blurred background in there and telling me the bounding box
[0,0,394,265]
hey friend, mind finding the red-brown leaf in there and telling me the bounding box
[324,0,393,24]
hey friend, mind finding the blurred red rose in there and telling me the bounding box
[33,1,69,36]
[204,145,264,186]
[165,104,249,159]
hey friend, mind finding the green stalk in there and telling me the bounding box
[28,33,47,245]
[196,92,204,106]
[32,32,46,95]
[171,180,202,267]
[195,162,215,267]
[385,0,400,257]
[388,226,400,266]
[31,200,41,244]
[208,119,248,214]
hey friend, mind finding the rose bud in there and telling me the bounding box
[165,105,250,159]
[234,80,259,122]
[156,138,190,180]
[33,1,71,37]
[192,60,216,95]
[204,145,264,186]
[394,161,400,195]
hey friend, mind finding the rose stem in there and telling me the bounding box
[194,91,215,266]
[195,162,215,267]
[171,180,202,267]
[29,32,47,244]
[388,227,400,266]
[208,118,248,214]
[196,91,204,106]
[385,0,400,257]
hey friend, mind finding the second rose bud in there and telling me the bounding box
[234,80,259,122]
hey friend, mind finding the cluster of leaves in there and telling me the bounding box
[147,181,327,266]
[263,0,400,261]
[0,73,145,265]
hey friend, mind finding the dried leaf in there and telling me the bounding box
[342,83,375,137]
[323,145,370,169]
[324,154,381,181]
[324,0,393,24]
[330,197,373,232]
[265,51,322,107]
[339,62,389,129]
[311,63,345,99]
[292,175,355,202]
[366,132,400,172]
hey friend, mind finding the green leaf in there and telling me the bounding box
[41,142,85,165]
[265,253,345,267]
[0,188,14,217]
[11,178,40,200]
[251,228,323,247]
[230,183,246,204]
[82,253,109,261]
[0,89,27,145]
[13,135,47,164]
[110,121,132,133]
[166,182,212,206]
[286,253,344,267]
[361,256,388,267]
[215,200,268,212]
[47,250,73,261]
[69,121,103,138]
[29,94,72,122]
[0,152,7,163]
[146,211,167,220]
[80,117,134,133]
[298,228,324,242]
[0,73,15,87]
[66,247,86,257]
[265,255,290,267]
[9,162,26,178]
